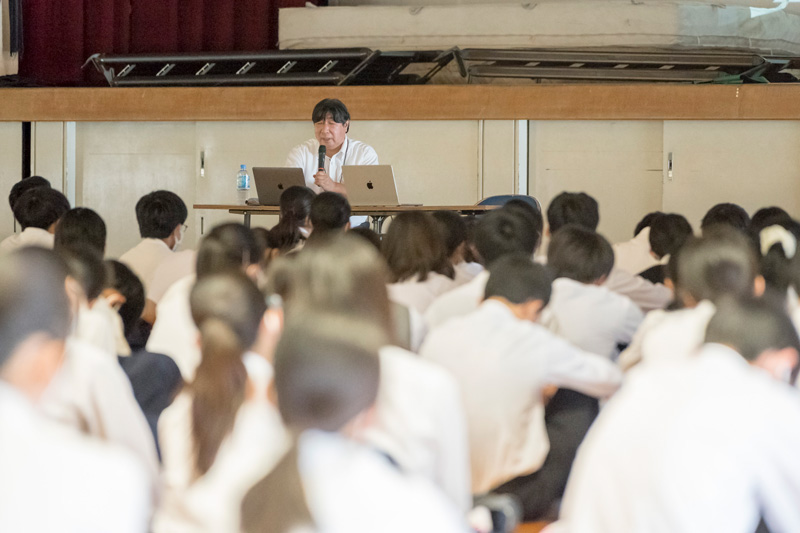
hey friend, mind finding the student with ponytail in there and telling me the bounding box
[269,185,315,253]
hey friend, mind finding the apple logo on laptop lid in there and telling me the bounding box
[278,183,284,190]
[367,181,374,190]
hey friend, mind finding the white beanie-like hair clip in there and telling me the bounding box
[760,224,797,259]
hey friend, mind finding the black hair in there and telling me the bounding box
[706,296,800,364]
[750,207,791,234]
[649,213,693,259]
[503,199,543,252]
[311,99,351,126]
[9,175,50,210]
[474,209,539,268]
[12,187,70,230]
[634,211,664,238]
[196,223,263,280]
[432,211,467,259]
[484,254,552,306]
[105,260,145,337]
[547,192,599,233]
[309,192,350,234]
[700,203,750,235]
[59,244,106,301]
[270,186,315,252]
[135,190,188,239]
[0,248,71,369]
[349,226,382,252]
[54,208,107,256]
[548,225,615,283]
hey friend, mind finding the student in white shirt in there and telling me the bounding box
[611,211,661,275]
[637,212,693,285]
[384,212,456,315]
[0,248,151,533]
[241,316,468,533]
[425,206,541,329]
[147,222,264,380]
[420,254,621,520]
[0,186,70,253]
[268,234,472,513]
[542,225,643,360]
[554,297,800,533]
[155,272,287,533]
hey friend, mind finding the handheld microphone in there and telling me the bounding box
[318,145,326,173]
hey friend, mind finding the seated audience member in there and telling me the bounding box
[147,249,197,305]
[555,297,800,533]
[618,227,760,370]
[749,206,792,236]
[119,190,188,294]
[147,223,263,380]
[7,174,50,211]
[700,202,750,235]
[753,219,800,305]
[612,211,663,276]
[504,197,545,257]
[432,210,483,286]
[638,213,693,284]
[241,317,467,533]
[107,260,182,451]
[155,272,287,533]
[0,248,151,532]
[268,234,472,512]
[425,207,540,329]
[0,186,70,252]
[420,255,622,520]
[545,191,671,312]
[54,207,107,256]
[269,185,315,253]
[304,191,350,245]
[383,212,456,314]
[542,226,643,360]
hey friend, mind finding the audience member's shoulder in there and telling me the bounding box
[379,345,459,387]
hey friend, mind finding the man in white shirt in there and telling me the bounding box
[0,247,150,532]
[554,298,800,533]
[420,255,622,520]
[0,186,70,253]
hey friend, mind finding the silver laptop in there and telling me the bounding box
[342,165,400,206]
[252,167,307,206]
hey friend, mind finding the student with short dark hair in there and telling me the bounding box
[638,213,693,284]
[0,186,70,253]
[700,202,750,235]
[54,207,107,256]
[546,192,599,234]
[420,254,621,520]
[306,191,351,245]
[8,174,50,211]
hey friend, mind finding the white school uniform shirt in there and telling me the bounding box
[540,277,644,360]
[363,345,473,513]
[420,300,622,494]
[387,272,457,315]
[0,226,54,253]
[155,353,289,533]
[297,430,469,533]
[612,227,661,276]
[603,266,672,312]
[148,249,197,303]
[453,261,484,287]
[40,337,161,497]
[424,270,489,329]
[553,344,800,533]
[147,274,199,380]
[120,237,174,293]
[75,297,131,357]
[0,383,151,533]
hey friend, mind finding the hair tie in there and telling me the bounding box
[760,225,797,259]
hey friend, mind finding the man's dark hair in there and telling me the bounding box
[58,244,106,302]
[633,211,663,238]
[548,225,614,283]
[135,190,188,239]
[484,254,552,306]
[382,212,452,283]
[105,260,145,337]
[12,187,70,230]
[311,99,351,126]
[706,297,800,363]
[432,211,467,259]
[54,208,107,256]
[9,175,50,211]
[196,223,263,280]
[503,199,543,252]
[649,213,693,259]
[0,248,71,370]
[700,203,750,234]
[309,192,350,234]
[474,209,539,269]
[547,192,599,233]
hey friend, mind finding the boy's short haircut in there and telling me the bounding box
[0,248,71,369]
[309,192,351,233]
[59,244,107,302]
[432,210,468,258]
[633,211,663,238]
[196,223,263,279]
[547,225,614,283]
[311,99,351,125]
[484,254,552,306]
[474,209,539,269]
[54,207,107,256]
[503,199,543,252]
[676,226,757,304]
[706,296,800,363]
[9,175,50,210]
[135,190,188,239]
[700,203,750,234]
[12,187,70,230]
[105,260,145,336]
[547,192,600,233]
[649,213,693,259]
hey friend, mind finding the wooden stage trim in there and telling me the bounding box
[3,85,800,122]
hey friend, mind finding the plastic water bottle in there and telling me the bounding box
[236,164,251,204]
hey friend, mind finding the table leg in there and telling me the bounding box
[372,215,387,234]
[244,213,251,228]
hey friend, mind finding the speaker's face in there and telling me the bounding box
[314,115,349,153]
